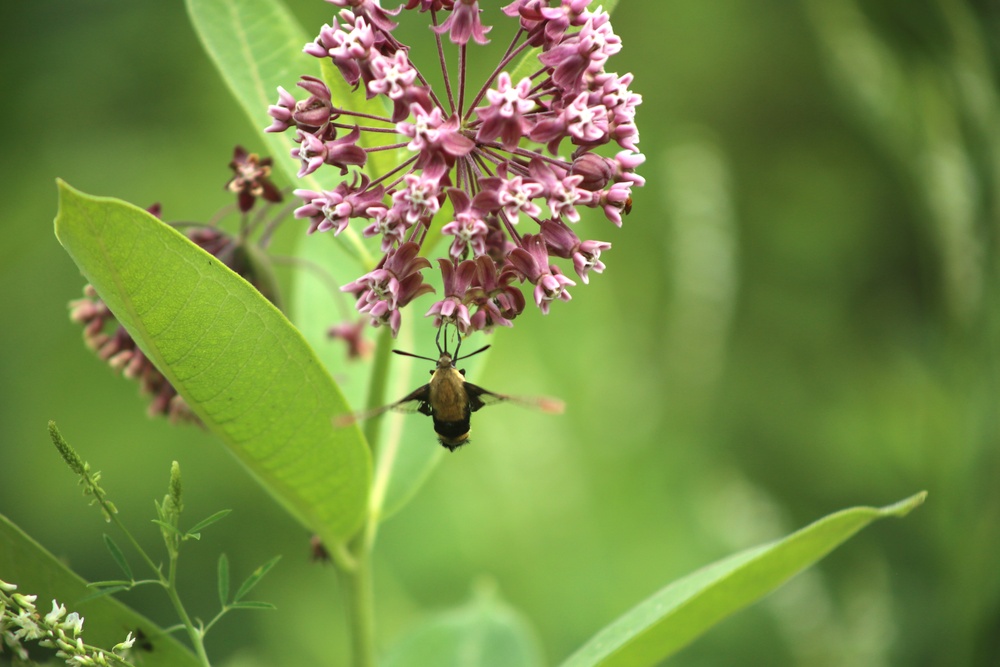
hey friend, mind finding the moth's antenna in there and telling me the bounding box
[455,344,490,362]
[392,349,437,363]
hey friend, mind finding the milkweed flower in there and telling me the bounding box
[268,0,643,336]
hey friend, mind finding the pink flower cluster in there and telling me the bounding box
[267,0,643,336]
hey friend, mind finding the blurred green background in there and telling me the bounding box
[3,0,1000,665]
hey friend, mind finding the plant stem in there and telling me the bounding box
[362,325,395,449]
[164,578,212,667]
[95,490,210,664]
[335,325,395,667]
[338,546,376,667]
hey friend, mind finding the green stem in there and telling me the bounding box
[338,549,376,667]
[98,499,210,665]
[335,325,395,667]
[362,325,395,449]
[167,551,212,667]
[165,584,211,666]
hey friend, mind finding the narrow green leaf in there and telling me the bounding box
[383,584,544,667]
[151,520,184,538]
[218,553,231,607]
[0,513,200,667]
[55,182,371,543]
[558,492,927,667]
[234,555,282,602]
[86,580,133,589]
[75,585,131,605]
[101,534,133,581]
[187,509,233,537]
[228,600,278,610]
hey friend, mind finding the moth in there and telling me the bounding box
[338,326,564,450]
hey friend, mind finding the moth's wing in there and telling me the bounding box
[462,382,507,412]
[463,383,565,415]
[334,384,431,427]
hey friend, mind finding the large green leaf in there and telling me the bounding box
[0,513,200,667]
[558,491,927,667]
[54,181,371,544]
[382,585,544,667]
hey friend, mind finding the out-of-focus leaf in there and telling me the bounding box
[229,600,278,610]
[234,555,282,602]
[54,182,371,544]
[218,553,230,606]
[186,509,232,538]
[102,534,133,581]
[0,513,200,667]
[558,492,927,667]
[383,584,544,667]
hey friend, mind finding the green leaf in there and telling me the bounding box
[217,553,230,607]
[75,585,131,605]
[558,492,927,667]
[383,583,544,667]
[102,534,133,581]
[86,580,133,588]
[228,600,278,610]
[151,519,184,538]
[234,555,282,602]
[54,182,371,544]
[186,509,233,538]
[0,513,200,667]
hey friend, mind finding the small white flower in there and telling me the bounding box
[113,630,136,653]
[12,609,44,641]
[11,593,37,611]
[45,599,67,624]
[63,611,85,636]
[0,578,18,593]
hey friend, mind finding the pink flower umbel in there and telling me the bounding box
[268,0,643,336]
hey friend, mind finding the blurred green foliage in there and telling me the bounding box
[1,1,998,665]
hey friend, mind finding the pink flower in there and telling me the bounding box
[342,242,434,336]
[475,72,534,150]
[425,258,478,333]
[440,189,490,261]
[268,1,641,334]
[507,234,575,314]
[433,0,491,45]
[294,175,385,234]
